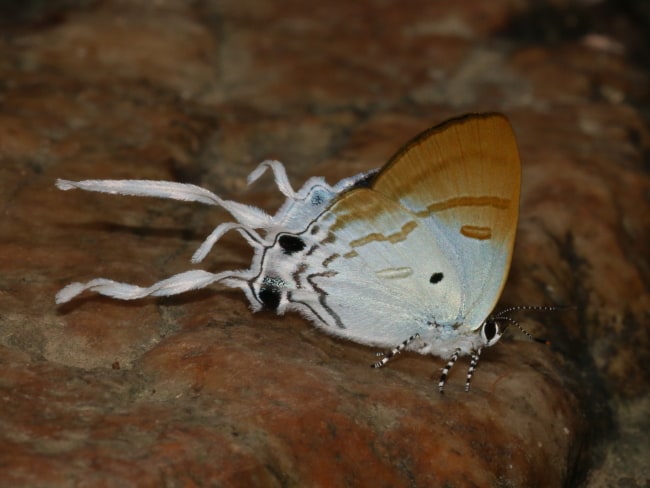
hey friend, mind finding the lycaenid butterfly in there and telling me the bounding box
[57,113,531,391]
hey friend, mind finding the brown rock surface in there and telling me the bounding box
[1,1,648,486]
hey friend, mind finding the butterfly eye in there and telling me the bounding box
[481,319,502,347]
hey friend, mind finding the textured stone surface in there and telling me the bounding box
[1,0,648,486]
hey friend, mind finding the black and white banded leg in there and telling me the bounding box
[438,348,461,393]
[372,334,420,368]
[464,348,482,392]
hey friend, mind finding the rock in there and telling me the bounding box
[0,0,648,486]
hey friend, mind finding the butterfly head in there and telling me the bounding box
[478,317,505,348]
[485,305,558,347]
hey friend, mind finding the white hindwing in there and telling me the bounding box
[249,189,489,357]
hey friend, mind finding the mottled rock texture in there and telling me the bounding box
[1,0,648,487]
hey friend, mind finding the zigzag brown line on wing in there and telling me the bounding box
[348,220,417,248]
[328,189,415,233]
[324,188,420,250]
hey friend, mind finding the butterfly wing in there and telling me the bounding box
[370,114,521,331]
[284,188,465,348]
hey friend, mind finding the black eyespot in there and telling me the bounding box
[429,272,444,284]
[483,320,497,341]
[278,235,306,255]
[258,287,280,310]
[258,276,285,310]
[259,286,281,310]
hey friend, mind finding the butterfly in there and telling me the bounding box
[56,113,525,392]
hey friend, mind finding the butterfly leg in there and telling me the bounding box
[464,347,482,392]
[438,348,461,393]
[371,334,420,368]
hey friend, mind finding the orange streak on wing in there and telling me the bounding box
[417,196,511,217]
[460,225,492,240]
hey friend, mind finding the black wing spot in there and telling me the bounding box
[278,234,306,255]
[429,272,444,284]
